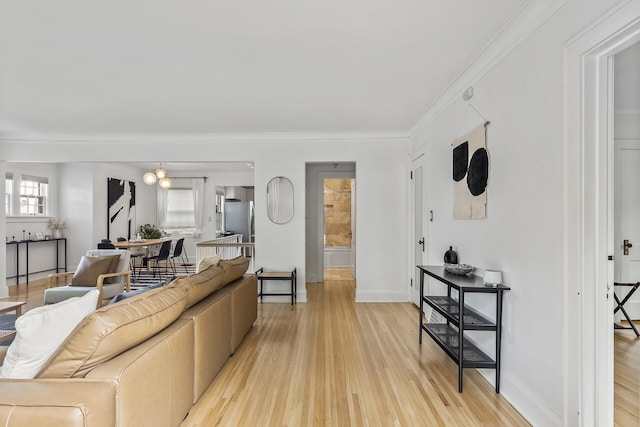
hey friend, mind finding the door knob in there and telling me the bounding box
[418,238,425,252]
[624,239,633,256]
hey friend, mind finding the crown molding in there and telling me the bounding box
[0,131,410,144]
[409,0,568,136]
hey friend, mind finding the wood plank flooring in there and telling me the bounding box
[181,269,529,426]
[614,325,640,426]
[5,270,638,425]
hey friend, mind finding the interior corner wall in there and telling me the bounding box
[409,0,624,425]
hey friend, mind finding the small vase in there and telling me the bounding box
[444,246,458,264]
[53,229,62,239]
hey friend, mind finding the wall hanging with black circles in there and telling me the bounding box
[452,123,489,220]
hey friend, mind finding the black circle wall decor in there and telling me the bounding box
[467,148,488,196]
[452,141,469,182]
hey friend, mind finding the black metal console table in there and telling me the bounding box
[6,238,67,286]
[418,265,510,393]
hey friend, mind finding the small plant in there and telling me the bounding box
[139,224,162,239]
[48,217,66,230]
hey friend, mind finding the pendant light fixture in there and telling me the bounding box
[158,176,173,189]
[143,164,172,188]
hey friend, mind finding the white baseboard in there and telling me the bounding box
[354,290,408,302]
[476,369,561,427]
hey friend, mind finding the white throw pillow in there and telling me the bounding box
[0,290,100,379]
[196,254,222,273]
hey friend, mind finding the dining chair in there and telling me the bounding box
[97,241,116,249]
[144,240,172,278]
[169,238,189,274]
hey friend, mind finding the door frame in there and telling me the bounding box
[564,6,640,426]
[410,154,427,306]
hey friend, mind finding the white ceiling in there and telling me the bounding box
[0,0,528,136]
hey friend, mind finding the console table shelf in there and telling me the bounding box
[418,265,510,393]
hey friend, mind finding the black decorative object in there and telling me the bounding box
[444,246,458,264]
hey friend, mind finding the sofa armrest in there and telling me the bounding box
[0,379,116,427]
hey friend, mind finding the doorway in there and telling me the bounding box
[565,8,640,425]
[305,163,356,286]
[612,41,640,426]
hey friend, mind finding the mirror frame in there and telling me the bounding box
[266,176,294,224]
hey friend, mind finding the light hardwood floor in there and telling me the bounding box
[7,271,638,425]
[614,325,640,426]
[181,269,529,426]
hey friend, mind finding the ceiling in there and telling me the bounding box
[0,0,528,136]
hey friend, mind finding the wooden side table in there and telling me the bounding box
[0,301,26,343]
[256,268,297,305]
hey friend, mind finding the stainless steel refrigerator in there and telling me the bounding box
[224,201,254,242]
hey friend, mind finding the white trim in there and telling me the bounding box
[0,131,410,144]
[355,290,408,303]
[564,3,640,426]
[410,0,568,135]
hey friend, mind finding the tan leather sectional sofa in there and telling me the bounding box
[0,256,258,427]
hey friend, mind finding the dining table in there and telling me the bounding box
[113,238,171,274]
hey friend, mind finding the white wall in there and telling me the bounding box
[1,137,409,304]
[410,0,625,425]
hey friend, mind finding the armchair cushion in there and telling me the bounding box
[0,290,100,379]
[70,255,120,287]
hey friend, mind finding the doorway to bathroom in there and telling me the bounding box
[305,162,356,286]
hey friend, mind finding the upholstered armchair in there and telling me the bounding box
[45,249,131,308]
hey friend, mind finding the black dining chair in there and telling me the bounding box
[169,238,189,274]
[97,240,116,249]
[144,240,172,278]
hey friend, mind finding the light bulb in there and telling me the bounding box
[159,177,172,189]
[155,167,167,179]
[143,172,157,185]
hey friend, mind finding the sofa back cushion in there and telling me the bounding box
[37,285,188,379]
[173,265,225,309]
[196,253,221,273]
[219,256,251,286]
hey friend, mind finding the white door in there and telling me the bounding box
[614,139,640,319]
[350,179,356,277]
[411,157,426,306]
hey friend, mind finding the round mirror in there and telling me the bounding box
[267,176,294,224]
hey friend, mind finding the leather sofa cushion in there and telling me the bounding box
[219,256,251,286]
[37,285,188,379]
[173,265,224,310]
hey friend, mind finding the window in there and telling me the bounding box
[5,173,13,216]
[216,193,225,232]
[164,188,195,230]
[19,175,48,215]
